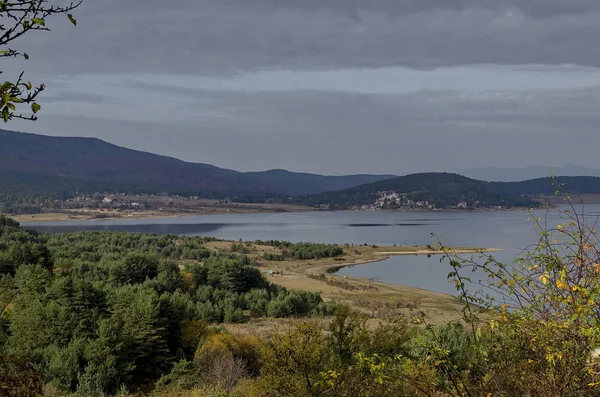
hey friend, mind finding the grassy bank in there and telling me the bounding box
[201,241,500,331]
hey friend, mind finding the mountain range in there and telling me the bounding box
[4,129,600,208]
[0,130,395,197]
[297,173,600,209]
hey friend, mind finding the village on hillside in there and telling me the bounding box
[356,190,481,211]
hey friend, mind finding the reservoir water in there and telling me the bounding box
[22,205,600,295]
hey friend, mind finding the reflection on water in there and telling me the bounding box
[32,223,243,235]
[346,223,433,227]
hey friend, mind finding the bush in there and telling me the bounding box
[290,243,344,260]
[222,304,244,324]
[262,253,284,261]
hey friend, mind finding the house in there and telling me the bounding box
[102,197,113,204]
[457,201,468,209]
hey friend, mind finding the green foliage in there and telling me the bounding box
[262,253,285,261]
[0,221,51,274]
[154,359,201,392]
[265,289,332,318]
[256,321,330,396]
[230,243,249,254]
[0,1,80,123]
[0,223,331,395]
[110,251,160,284]
[260,241,344,261]
[204,255,268,293]
[289,243,343,260]
[13,203,600,396]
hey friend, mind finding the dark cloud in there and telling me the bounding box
[7,0,600,76]
[5,0,600,174]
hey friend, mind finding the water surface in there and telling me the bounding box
[23,205,599,295]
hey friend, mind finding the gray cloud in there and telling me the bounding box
[13,83,600,174]
[5,0,600,175]
[6,0,600,77]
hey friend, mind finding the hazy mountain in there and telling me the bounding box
[460,165,600,182]
[0,130,395,197]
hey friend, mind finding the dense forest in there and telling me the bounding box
[0,217,336,396]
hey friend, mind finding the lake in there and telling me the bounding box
[22,205,600,295]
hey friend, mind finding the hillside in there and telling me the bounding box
[297,173,600,209]
[0,130,394,197]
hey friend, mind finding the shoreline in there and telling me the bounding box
[12,204,551,224]
[12,206,317,223]
[251,243,504,324]
[307,248,503,275]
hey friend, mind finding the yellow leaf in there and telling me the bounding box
[556,280,568,290]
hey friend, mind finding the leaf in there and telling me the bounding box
[31,103,41,114]
[23,53,29,60]
[32,18,45,26]
[7,103,15,111]
[68,14,77,26]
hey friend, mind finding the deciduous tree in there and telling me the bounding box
[0,0,80,122]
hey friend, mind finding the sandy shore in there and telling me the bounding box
[12,205,317,223]
[220,242,504,325]
[13,211,186,223]
[227,246,500,335]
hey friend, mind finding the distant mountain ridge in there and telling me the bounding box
[296,172,600,209]
[461,165,600,182]
[0,130,396,197]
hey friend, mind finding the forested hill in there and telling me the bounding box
[296,173,600,209]
[0,130,394,197]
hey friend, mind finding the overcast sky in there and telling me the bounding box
[5,0,600,175]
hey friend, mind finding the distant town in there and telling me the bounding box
[354,190,506,211]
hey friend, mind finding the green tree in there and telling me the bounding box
[328,304,367,364]
[110,251,160,284]
[111,286,172,387]
[256,322,330,396]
